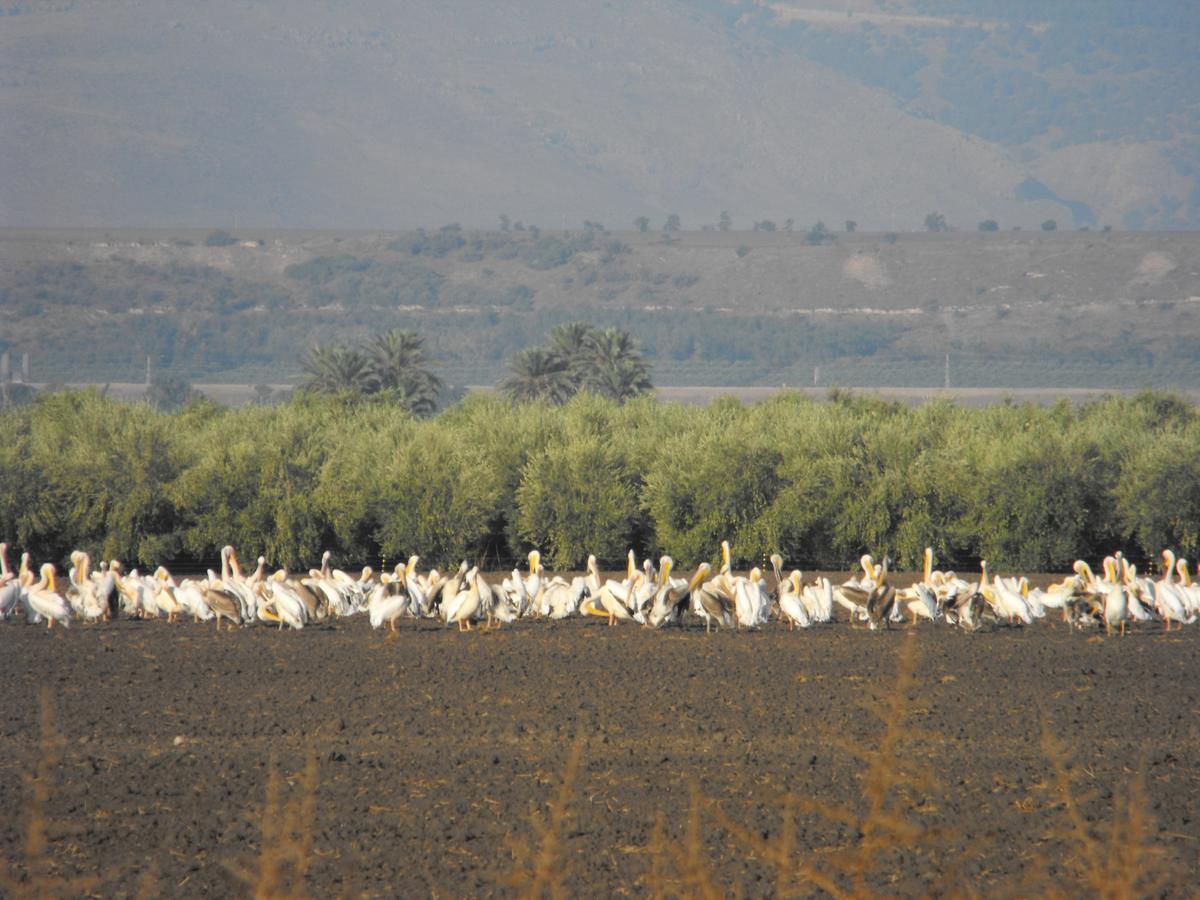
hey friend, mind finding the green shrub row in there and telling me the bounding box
[3,389,1199,574]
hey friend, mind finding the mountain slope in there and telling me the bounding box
[2,0,1189,230]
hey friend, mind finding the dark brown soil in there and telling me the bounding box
[1,610,1197,896]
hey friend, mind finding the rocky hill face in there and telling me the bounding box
[2,0,1196,230]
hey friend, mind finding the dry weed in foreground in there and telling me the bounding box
[504,737,585,899]
[225,746,319,899]
[0,688,101,898]
[1030,724,1168,900]
[649,636,939,898]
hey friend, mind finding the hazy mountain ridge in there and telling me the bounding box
[4,227,1200,388]
[2,0,1194,230]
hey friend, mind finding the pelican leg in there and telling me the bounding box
[47,618,54,630]
[1120,621,1126,637]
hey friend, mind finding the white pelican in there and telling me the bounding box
[541,576,588,618]
[67,551,106,622]
[690,563,733,633]
[151,567,188,622]
[981,561,1032,625]
[801,576,835,623]
[0,543,21,619]
[1099,557,1128,636]
[732,566,770,628]
[1154,551,1192,630]
[368,574,410,630]
[25,564,72,628]
[257,571,307,629]
[646,556,690,628]
[778,572,812,630]
[444,566,482,630]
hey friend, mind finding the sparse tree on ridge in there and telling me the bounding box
[718,210,732,232]
[925,212,950,232]
[664,214,681,232]
[634,216,650,232]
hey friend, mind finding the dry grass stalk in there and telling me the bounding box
[663,636,937,899]
[225,745,320,899]
[1037,724,1167,899]
[0,688,101,898]
[504,737,585,899]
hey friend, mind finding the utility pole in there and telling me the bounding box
[944,353,950,390]
[0,352,8,382]
[146,355,152,386]
[813,365,820,387]
[20,353,29,383]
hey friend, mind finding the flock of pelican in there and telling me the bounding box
[1,540,1197,636]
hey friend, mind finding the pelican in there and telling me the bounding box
[778,572,812,630]
[864,557,896,630]
[690,563,733,633]
[67,551,106,622]
[444,566,482,631]
[145,567,185,622]
[24,564,72,628]
[203,578,243,632]
[1155,550,1192,630]
[646,556,690,628]
[368,574,410,630]
[801,576,835,623]
[732,566,770,628]
[1099,557,1128,636]
[541,576,588,619]
[981,561,1032,625]
[0,543,21,620]
[257,571,307,629]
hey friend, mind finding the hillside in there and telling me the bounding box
[1,0,1197,230]
[4,227,1200,389]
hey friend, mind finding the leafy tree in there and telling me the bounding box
[736,245,750,257]
[498,213,511,232]
[978,219,1000,232]
[845,220,858,233]
[204,229,237,247]
[806,221,835,245]
[718,211,732,232]
[516,435,641,569]
[1042,219,1058,231]
[146,373,202,412]
[0,381,37,408]
[924,212,949,232]
[663,214,681,232]
[499,348,575,404]
[754,220,777,232]
[633,216,650,233]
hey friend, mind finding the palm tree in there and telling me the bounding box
[548,321,600,389]
[588,356,653,402]
[365,329,444,394]
[499,347,575,404]
[380,370,441,417]
[581,327,653,402]
[299,344,376,396]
